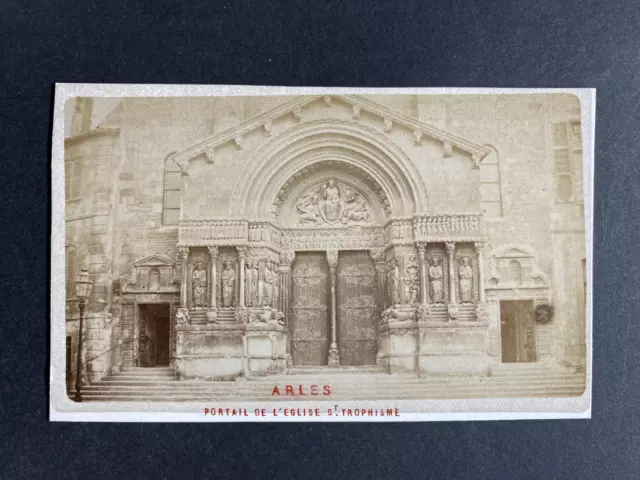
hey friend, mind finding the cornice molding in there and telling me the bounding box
[167,95,491,169]
[64,127,120,146]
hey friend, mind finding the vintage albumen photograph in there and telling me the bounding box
[50,86,593,421]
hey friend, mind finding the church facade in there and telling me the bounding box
[64,93,587,388]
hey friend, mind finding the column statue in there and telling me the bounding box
[459,257,473,304]
[252,261,259,307]
[262,261,274,307]
[272,263,280,309]
[428,257,444,303]
[221,261,236,307]
[245,260,254,307]
[192,261,207,308]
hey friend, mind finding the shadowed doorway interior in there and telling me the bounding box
[138,304,171,367]
[500,300,536,363]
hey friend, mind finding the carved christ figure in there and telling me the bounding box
[192,261,208,308]
[322,180,341,223]
[221,261,236,307]
[262,262,273,307]
[459,257,473,303]
[428,257,444,303]
[244,260,254,307]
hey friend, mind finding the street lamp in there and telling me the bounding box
[74,268,93,402]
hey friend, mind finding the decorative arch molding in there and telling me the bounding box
[230,120,430,219]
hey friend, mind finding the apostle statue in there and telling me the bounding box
[262,261,274,307]
[252,261,259,307]
[404,265,420,304]
[221,261,236,307]
[191,261,207,308]
[459,257,473,303]
[388,264,400,306]
[428,257,444,303]
[244,260,254,307]
[272,265,280,309]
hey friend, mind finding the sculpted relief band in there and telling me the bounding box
[50,86,594,421]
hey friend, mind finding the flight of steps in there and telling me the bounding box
[70,363,586,402]
[189,308,237,325]
[427,304,476,322]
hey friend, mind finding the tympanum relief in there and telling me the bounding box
[295,179,372,226]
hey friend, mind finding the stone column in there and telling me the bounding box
[445,242,457,305]
[236,246,247,308]
[327,249,340,367]
[370,248,387,310]
[417,242,428,305]
[279,250,295,367]
[178,246,189,307]
[208,246,218,308]
[475,242,486,303]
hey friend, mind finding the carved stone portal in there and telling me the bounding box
[294,179,372,226]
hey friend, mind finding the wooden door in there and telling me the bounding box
[337,251,378,365]
[291,252,330,365]
[155,313,171,366]
[500,300,536,363]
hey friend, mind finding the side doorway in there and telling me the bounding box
[138,304,171,367]
[500,300,536,363]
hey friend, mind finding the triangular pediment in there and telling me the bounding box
[491,244,534,259]
[170,94,490,167]
[133,254,174,268]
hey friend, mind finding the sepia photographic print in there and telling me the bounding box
[50,85,594,421]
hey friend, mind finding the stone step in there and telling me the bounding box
[72,388,586,402]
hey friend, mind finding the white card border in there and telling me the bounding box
[50,85,595,422]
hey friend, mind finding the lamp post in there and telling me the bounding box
[73,268,93,402]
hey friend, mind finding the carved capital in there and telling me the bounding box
[472,154,482,169]
[177,246,190,261]
[236,246,249,258]
[326,249,339,269]
[207,246,219,258]
[474,242,486,256]
[369,247,385,263]
[445,242,456,257]
[280,250,296,267]
[416,242,427,257]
